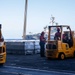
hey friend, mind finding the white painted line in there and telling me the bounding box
[5,66,75,75]
[0,70,18,74]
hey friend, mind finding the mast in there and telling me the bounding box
[23,0,28,39]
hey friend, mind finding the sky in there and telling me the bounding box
[0,0,75,39]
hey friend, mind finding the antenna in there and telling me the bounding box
[50,15,55,26]
[50,15,58,26]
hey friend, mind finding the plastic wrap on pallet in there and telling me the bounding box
[25,41,34,50]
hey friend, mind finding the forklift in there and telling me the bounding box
[0,24,6,65]
[45,25,75,60]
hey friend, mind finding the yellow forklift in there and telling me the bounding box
[0,24,6,65]
[45,25,75,60]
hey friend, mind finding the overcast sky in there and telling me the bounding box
[0,0,75,39]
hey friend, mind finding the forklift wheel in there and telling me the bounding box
[0,63,4,66]
[59,53,65,60]
[74,51,75,58]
